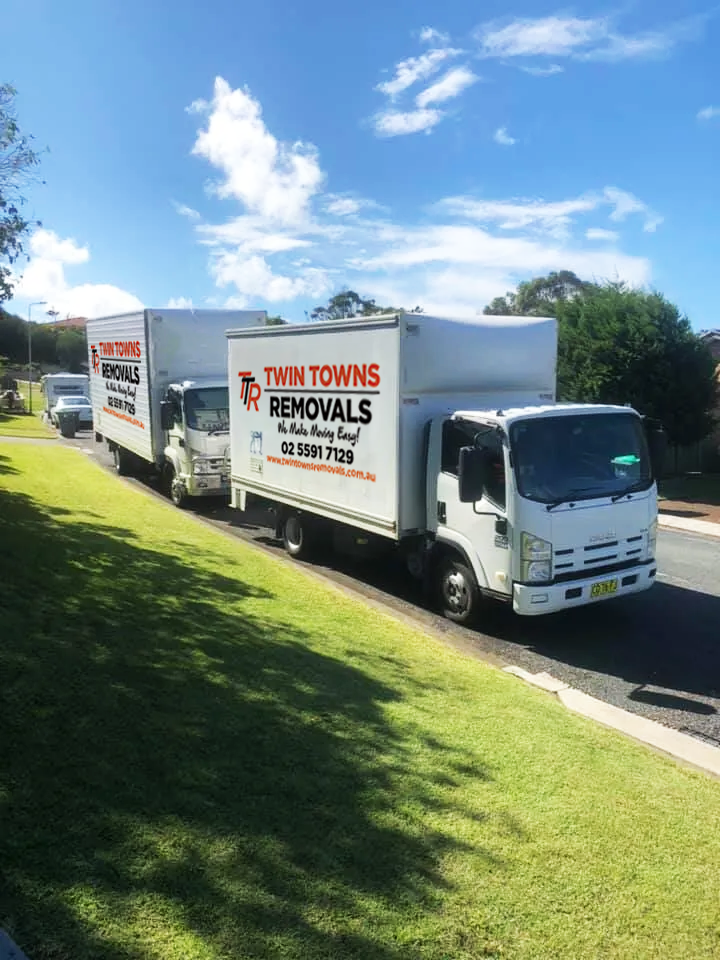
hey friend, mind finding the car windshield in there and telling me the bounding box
[510,413,652,505]
[184,387,230,433]
[58,396,90,406]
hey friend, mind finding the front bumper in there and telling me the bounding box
[513,562,656,615]
[185,473,230,498]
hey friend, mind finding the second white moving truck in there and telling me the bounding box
[87,307,266,505]
[227,312,664,623]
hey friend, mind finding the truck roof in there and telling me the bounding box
[455,403,641,428]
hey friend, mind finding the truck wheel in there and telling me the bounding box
[168,467,188,508]
[282,514,316,560]
[438,558,479,625]
[113,446,131,477]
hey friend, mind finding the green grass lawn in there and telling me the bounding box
[0,409,55,438]
[659,474,720,506]
[1,443,720,960]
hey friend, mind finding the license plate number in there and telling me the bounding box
[591,579,618,598]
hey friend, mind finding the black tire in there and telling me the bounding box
[113,446,131,477]
[167,466,188,508]
[438,558,480,625]
[95,431,103,443]
[282,514,316,560]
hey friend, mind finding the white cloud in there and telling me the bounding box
[186,79,656,316]
[416,66,479,107]
[167,297,194,309]
[376,48,460,100]
[210,250,330,303]
[698,105,720,121]
[173,202,201,220]
[439,189,662,237]
[478,16,608,57]
[603,186,663,232]
[420,26,450,45]
[190,77,324,226]
[13,228,142,318]
[586,228,619,241]
[493,127,516,146]
[29,230,89,265]
[520,64,564,76]
[374,108,443,137]
[476,14,700,62]
[325,196,362,216]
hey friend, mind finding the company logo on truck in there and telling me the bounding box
[238,371,261,411]
[90,345,100,373]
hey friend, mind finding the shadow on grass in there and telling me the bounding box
[0,486,492,960]
[0,452,19,475]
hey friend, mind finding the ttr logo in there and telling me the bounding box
[90,345,100,373]
[238,371,261,412]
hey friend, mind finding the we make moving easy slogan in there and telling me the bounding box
[90,339,145,430]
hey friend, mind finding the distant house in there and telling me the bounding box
[48,316,87,330]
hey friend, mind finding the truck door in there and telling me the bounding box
[433,418,512,598]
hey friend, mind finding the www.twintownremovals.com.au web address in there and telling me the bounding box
[267,455,376,483]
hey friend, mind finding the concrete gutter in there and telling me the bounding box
[658,513,720,540]
[504,666,720,779]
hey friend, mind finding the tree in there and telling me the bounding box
[1,85,42,304]
[265,314,287,326]
[484,270,591,317]
[556,282,717,446]
[309,290,417,322]
[56,328,87,372]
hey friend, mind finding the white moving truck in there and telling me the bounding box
[40,373,90,418]
[88,307,266,506]
[227,313,665,623]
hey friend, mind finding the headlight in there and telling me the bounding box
[648,520,657,557]
[522,560,552,583]
[192,459,210,475]
[521,532,552,583]
[521,532,552,561]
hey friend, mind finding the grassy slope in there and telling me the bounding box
[0,409,55,438]
[1,442,719,960]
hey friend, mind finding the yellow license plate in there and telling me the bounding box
[591,579,618,598]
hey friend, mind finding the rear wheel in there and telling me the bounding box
[282,514,316,560]
[113,446,131,477]
[438,558,480,625]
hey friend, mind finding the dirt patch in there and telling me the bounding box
[659,500,720,524]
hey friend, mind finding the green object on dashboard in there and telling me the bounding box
[612,454,641,465]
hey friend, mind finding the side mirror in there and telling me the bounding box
[458,446,488,503]
[643,418,667,479]
[160,400,174,431]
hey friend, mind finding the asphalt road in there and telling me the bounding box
[68,430,720,746]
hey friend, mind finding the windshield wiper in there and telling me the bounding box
[545,488,598,511]
[610,482,647,503]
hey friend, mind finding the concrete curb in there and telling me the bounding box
[659,514,720,539]
[504,666,720,779]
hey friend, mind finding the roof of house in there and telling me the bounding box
[47,317,87,329]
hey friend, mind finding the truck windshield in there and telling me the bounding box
[510,413,652,505]
[184,387,230,434]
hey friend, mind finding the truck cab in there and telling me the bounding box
[160,378,231,506]
[426,403,662,621]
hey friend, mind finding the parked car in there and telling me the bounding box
[51,395,93,436]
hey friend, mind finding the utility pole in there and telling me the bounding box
[27,301,47,414]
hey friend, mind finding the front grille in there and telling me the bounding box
[552,533,648,584]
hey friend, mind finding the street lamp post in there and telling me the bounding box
[27,301,47,414]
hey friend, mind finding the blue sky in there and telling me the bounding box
[4,0,719,328]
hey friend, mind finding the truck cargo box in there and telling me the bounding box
[227,313,556,539]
